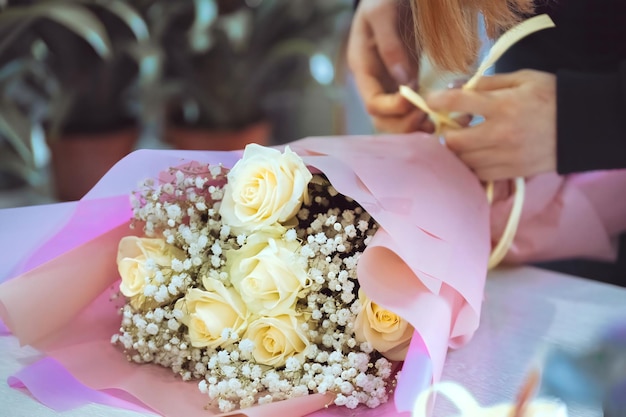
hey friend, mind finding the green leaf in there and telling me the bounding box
[86,0,150,42]
[189,0,218,52]
[0,102,34,166]
[0,3,113,58]
[127,42,163,85]
[47,89,77,141]
[0,146,41,186]
[0,59,26,83]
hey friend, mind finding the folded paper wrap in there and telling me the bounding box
[0,134,490,417]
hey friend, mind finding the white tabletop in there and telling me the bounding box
[2,265,624,416]
[435,266,626,417]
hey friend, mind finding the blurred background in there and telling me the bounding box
[0,0,375,207]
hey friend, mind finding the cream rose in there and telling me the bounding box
[117,236,185,298]
[219,144,312,230]
[354,289,413,361]
[226,229,310,316]
[176,280,249,349]
[244,314,309,367]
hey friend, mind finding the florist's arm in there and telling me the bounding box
[347,0,432,133]
[426,65,626,181]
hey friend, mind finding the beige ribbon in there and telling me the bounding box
[411,381,567,417]
[399,14,555,269]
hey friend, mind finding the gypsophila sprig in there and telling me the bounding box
[113,145,414,412]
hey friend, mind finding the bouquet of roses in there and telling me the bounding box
[114,144,410,411]
[0,134,493,417]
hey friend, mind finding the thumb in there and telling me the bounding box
[473,71,526,91]
[370,3,416,85]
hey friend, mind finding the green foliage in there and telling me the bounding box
[158,0,352,130]
[0,0,352,184]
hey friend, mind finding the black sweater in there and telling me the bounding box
[496,0,626,174]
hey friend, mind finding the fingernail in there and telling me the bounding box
[446,78,469,89]
[391,64,410,85]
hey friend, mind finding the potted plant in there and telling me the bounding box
[149,0,352,150]
[0,0,352,201]
[0,0,149,201]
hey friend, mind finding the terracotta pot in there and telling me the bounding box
[167,121,271,151]
[48,128,137,201]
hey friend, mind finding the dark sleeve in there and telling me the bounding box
[556,61,626,174]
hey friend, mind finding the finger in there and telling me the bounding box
[456,148,504,171]
[372,109,430,133]
[408,109,435,133]
[359,76,415,116]
[350,45,414,116]
[472,70,529,91]
[467,152,554,180]
[453,113,473,128]
[426,89,494,117]
[473,165,516,182]
[441,123,496,153]
[368,1,417,85]
[372,111,423,133]
[347,9,396,92]
[416,117,436,133]
[347,17,414,117]
[346,4,369,70]
[457,149,519,181]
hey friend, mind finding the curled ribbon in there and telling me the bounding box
[411,381,568,417]
[400,14,556,269]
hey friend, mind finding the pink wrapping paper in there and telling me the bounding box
[0,134,490,416]
[491,170,626,264]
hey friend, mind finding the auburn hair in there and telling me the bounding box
[410,0,535,73]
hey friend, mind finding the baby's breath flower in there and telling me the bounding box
[258,395,273,406]
[114,165,390,412]
[284,228,297,242]
[145,323,159,335]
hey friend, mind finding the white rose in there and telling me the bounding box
[226,228,310,316]
[176,280,249,349]
[117,236,185,299]
[354,289,413,361]
[219,144,312,231]
[244,314,309,367]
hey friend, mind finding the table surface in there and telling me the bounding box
[2,265,625,417]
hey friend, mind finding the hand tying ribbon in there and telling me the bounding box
[399,14,556,269]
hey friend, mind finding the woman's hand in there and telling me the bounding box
[427,69,557,180]
[347,0,432,133]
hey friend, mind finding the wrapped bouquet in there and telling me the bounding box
[0,134,492,416]
[113,144,404,411]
